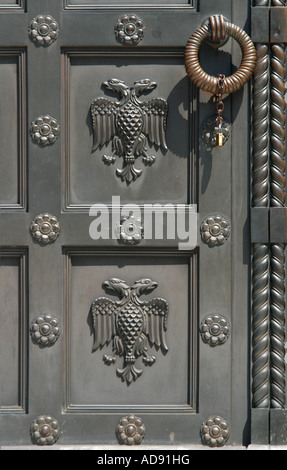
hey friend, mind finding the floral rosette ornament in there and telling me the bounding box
[29,15,59,46]
[200,314,230,347]
[201,416,230,447]
[115,15,145,46]
[31,115,60,146]
[31,416,60,446]
[117,215,144,244]
[200,214,230,246]
[31,213,60,245]
[30,314,61,347]
[116,415,145,446]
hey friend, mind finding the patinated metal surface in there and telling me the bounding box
[0,0,253,447]
[251,0,287,445]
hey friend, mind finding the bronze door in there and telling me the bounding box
[1,0,278,448]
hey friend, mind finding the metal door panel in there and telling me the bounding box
[0,0,23,6]
[0,0,254,447]
[64,251,195,412]
[64,51,191,208]
[64,0,195,8]
[0,51,26,210]
[0,250,27,413]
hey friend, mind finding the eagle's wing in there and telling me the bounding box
[90,97,117,151]
[142,297,169,353]
[142,98,168,151]
[91,297,117,352]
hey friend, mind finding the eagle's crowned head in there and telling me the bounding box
[103,79,130,97]
[131,278,158,297]
[103,278,130,298]
[132,79,157,97]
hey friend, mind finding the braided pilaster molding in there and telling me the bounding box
[270,244,286,408]
[253,45,270,208]
[253,0,270,6]
[270,39,286,408]
[252,37,271,408]
[270,44,286,208]
[252,0,287,410]
[252,244,271,408]
[272,0,287,6]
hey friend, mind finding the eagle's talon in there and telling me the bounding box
[103,354,117,365]
[102,155,116,165]
[142,155,156,165]
[143,355,156,366]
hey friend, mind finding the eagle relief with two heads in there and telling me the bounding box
[90,79,169,183]
[90,278,169,385]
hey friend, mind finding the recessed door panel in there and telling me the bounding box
[64,251,196,412]
[63,51,192,209]
[0,51,26,210]
[0,251,27,412]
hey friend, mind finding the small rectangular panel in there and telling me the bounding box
[63,50,193,210]
[0,51,26,210]
[64,0,194,8]
[0,250,27,412]
[0,0,24,8]
[64,250,196,412]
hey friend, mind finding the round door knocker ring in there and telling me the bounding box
[185,16,257,95]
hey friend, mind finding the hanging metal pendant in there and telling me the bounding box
[201,118,231,150]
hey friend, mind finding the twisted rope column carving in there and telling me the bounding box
[272,0,287,6]
[252,244,271,408]
[253,0,270,6]
[252,42,271,408]
[270,41,286,408]
[252,0,287,410]
[270,244,286,407]
[270,44,286,208]
[253,45,270,208]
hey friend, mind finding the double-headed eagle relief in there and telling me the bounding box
[90,278,169,385]
[90,79,168,183]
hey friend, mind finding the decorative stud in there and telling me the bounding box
[31,115,60,146]
[30,314,61,347]
[116,415,145,445]
[200,214,230,246]
[31,416,60,446]
[201,117,231,150]
[31,213,60,245]
[200,314,230,347]
[116,215,144,244]
[29,15,59,46]
[115,15,145,46]
[201,416,230,447]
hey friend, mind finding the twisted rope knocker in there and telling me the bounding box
[185,15,257,95]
